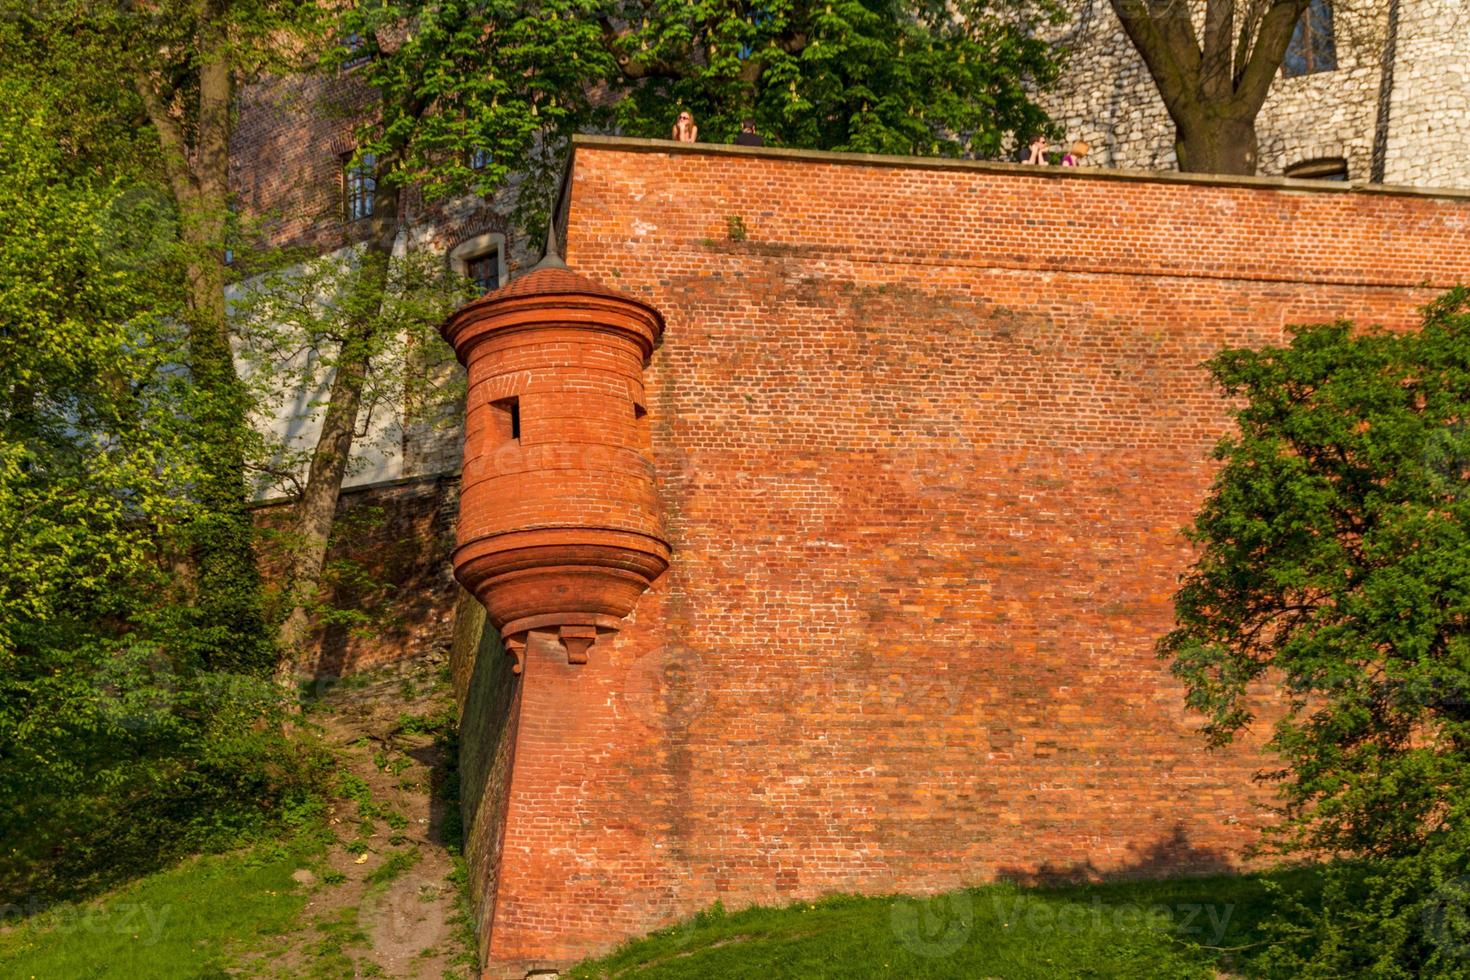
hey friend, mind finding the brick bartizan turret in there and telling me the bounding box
[440,249,669,673]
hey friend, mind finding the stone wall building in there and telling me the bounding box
[1041,0,1470,188]
[229,70,528,670]
[230,70,533,494]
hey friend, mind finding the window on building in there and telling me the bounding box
[465,249,501,292]
[633,400,650,451]
[491,397,520,442]
[224,200,237,266]
[1283,0,1337,77]
[1285,157,1348,180]
[468,148,493,171]
[344,153,376,222]
[449,232,507,294]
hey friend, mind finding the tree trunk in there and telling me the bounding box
[134,0,271,675]
[1109,0,1312,179]
[274,180,402,684]
[1174,109,1260,175]
[272,338,372,681]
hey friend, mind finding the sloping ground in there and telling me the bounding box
[238,655,476,978]
[566,869,1330,980]
[0,656,477,979]
[0,842,321,979]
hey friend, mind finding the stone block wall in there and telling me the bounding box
[1040,0,1385,177]
[454,138,1470,976]
[1381,0,1470,187]
[1039,0,1178,170]
[1038,0,1469,190]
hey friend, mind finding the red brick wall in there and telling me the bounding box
[450,591,524,969]
[254,475,461,676]
[231,73,369,254]
[465,140,1470,974]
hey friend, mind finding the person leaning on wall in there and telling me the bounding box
[1061,140,1090,166]
[672,110,698,142]
[1020,134,1048,164]
[733,118,764,146]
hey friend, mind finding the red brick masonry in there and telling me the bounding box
[451,138,1470,975]
[443,265,670,671]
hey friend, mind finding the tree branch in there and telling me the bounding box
[597,16,692,81]
[246,460,306,499]
[1200,0,1235,101]
[132,73,199,212]
[1109,0,1205,120]
[1233,0,1311,114]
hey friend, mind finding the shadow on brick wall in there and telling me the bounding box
[448,592,522,966]
[997,823,1238,886]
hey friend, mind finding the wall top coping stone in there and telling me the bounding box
[570,134,1470,202]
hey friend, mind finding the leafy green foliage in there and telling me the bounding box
[3,0,302,675]
[0,119,185,649]
[1253,852,1470,977]
[1163,289,1470,974]
[0,61,329,907]
[606,0,1064,155]
[330,0,1063,230]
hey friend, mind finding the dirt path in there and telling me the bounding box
[241,655,475,979]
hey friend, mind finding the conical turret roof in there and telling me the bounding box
[442,251,664,357]
[479,264,637,304]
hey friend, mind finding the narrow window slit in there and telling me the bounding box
[492,397,521,442]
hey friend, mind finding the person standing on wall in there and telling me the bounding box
[733,119,764,146]
[672,111,699,142]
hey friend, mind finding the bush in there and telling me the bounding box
[1253,842,1470,978]
[0,651,333,906]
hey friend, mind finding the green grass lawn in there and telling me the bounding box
[0,836,323,980]
[0,831,1327,980]
[569,868,1326,979]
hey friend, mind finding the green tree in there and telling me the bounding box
[603,0,1065,159]
[13,0,324,674]
[232,245,467,670]
[258,0,1062,670]
[123,0,326,674]
[339,0,1065,226]
[1163,289,1470,973]
[0,70,324,904]
[0,84,190,667]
